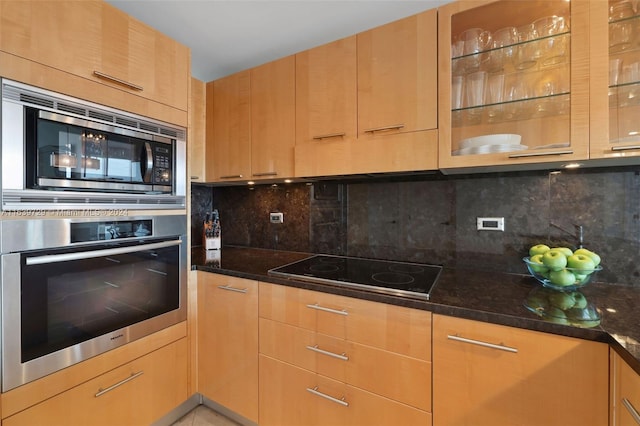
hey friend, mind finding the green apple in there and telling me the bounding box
[574,248,601,267]
[570,291,588,309]
[551,247,574,257]
[567,254,596,272]
[528,254,549,274]
[542,250,568,271]
[549,292,576,310]
[549,269,577,287]
[529,244,551,257]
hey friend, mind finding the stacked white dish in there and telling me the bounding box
[452,133,526,156]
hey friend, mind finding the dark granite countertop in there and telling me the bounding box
[192,246,640,374]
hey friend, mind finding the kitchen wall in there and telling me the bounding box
[192,165,640,286]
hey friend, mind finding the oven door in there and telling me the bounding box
[1,237,183,391]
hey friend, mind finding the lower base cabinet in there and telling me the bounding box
[432,314,609,426]
[611,349,640,426]
[3,338,188,426]
[259,354,430,426]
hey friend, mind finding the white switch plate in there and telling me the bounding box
[270,212,284,223]
[477,217,505,231]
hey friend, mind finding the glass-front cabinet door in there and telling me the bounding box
[438,0,590,171]
[591,0,640,160]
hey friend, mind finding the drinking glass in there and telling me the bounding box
[486,27,518,73]
[460,28,492,72]
[485,73,505,122]
[452,75,464,110]
[533,16,570,66]
[513,24,539,70]
[465,71,487,108]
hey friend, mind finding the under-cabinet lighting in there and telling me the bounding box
[606,308,617,313]
[247,181,255,185]
[284,179,293,183]
[563,163,582,169]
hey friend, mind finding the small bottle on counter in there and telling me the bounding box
[204,209,221,250]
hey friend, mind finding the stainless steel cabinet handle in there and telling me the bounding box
[312,132,346,140]
[95,371,144,397]
[306,386,349,407]
[219,174,243,179]
[447,334,518,353]
[623,398,640,425]
[306,303,348,316]
[508,149,574,158]
[218,285,248,294]
[190,176,200,180]
[252,171,278,177]
[363,124,404,133]
[612,145,640,151]
[306,345,349,361]
[26,240,182,266]
[93,71,143,91]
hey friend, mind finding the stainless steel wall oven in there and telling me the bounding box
[1,78,187,210]
[0,214,187,391]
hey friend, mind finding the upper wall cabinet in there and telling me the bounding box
[207,56,295,183]
[438,0,590,172]
[590,0,640,161]
[189,77,207,182]
[0,1,190,113]
[295,9,439,177]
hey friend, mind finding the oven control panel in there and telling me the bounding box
[71,219,153,242]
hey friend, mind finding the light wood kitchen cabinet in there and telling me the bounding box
[3,338,188,426]
[611,349,640,426]
[0,0,189,113]
[432,314,609,426]
[197,272,258,423]
[207,56,295,183]
[295,9,438,177]
[258,282,432,425]
[189,77,207,182]
[207,71,252,182]
[251,55,296,180]
[438,1,590,172]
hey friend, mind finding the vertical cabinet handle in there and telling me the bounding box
[95,371,144,397]
[623,398,640,425]
[447,334,518,353]
[306,386,349,407]
[306,303,348,316]
[306,345,349,361]
[217,285,248,294]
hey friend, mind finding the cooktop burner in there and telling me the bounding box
[268,255,442,300]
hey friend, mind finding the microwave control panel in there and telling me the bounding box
[152,144,172,184]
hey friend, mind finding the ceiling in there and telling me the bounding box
[105,0,450,82]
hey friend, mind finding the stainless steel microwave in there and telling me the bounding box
[1,79,187,211]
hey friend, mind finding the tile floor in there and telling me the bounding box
[171,405,242,426]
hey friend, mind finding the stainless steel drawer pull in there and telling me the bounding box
[508,149,574,158]
[306,345,349,361]
[313,132,346,140]
[218,285,248,294]
[220,174,243,179]
[623,398,640,425]
[612,145,640,151]
[363,124,404,133]
[306,386,349,407]
[190,176,200,180]
[93,71,143,91]
[306,303,348,316]
[447,334,518,353]
[252,171,278,177]
[95,371,144,397]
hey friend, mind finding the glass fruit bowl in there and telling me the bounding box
[523,257,602,291]
[524,286,601,328]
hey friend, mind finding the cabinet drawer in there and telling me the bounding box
[4,338,188,426]
[259,354,431,426]
[259,283,431,360]
[259,318,431,411]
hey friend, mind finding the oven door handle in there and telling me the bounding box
[25,239,182,266]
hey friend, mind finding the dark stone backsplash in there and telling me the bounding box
[192,166,640,286]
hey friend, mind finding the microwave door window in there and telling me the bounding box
[36,120,82,181]
[81,131,106,180]
[106,137,144,183]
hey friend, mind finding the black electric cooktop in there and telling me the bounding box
[268,255,442,300]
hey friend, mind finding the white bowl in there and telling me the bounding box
[459,134,522,149]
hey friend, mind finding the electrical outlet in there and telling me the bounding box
[270,212,284,224]
[477,217,505,231]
